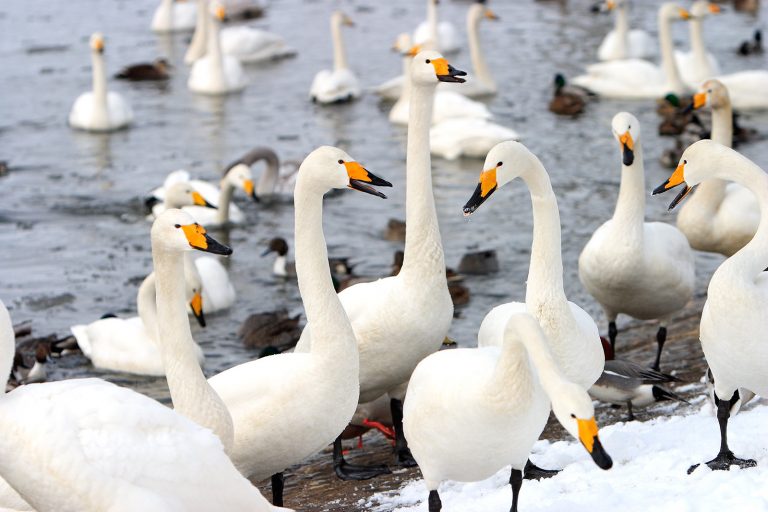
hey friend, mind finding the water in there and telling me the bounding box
[0,0,766,401]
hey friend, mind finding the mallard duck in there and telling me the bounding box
[548,73,586,116]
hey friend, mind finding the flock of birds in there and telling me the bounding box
[2,0,768,511]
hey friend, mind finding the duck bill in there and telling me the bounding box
[463,166,498,216]
[345,161,392,199]
[619,131,634,166]
[243,179,259,202]
[189,292,206,328]
[192,191,217,209]
[432,58,467,83]
[578,417,613,470]
[181,224,233,256]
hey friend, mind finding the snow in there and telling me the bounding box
[367,400,768,512]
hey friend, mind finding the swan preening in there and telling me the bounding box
[188,2,246,95]
[310,12,360,104]
[69,33,133,132]
[596,0,655,61]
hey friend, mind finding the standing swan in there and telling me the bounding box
[404,313,612,512]
[296,51,461,474]
[597,0,655,61]
[188,2,246,95]
[652,140,768,473]
[69,33,133,132]
[151,0,197,33]
[676,80,759,256]
[579,112,694,370]
[310,12,360,104]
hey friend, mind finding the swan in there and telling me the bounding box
[413,0,460,54]
[674,1,721,88]
[185,0,209,64]
[597,0,655,61]
[404,313,612,512]
[244,147,299,202]
[388,45,491,125]
[310,12,360,104]
[188,2,246,95]
[676,79,760,256]
[151,0,197,32]
[430,117,519,160]
[68,33,133,132]
[0,241,285,512]
[220,25,296,63]
[578,112,694,370]
[652,139,768,473]
[296,51,460,474]
[573,3,691,99]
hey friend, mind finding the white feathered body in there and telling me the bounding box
[309,68,360,104]
[598,29,655,61]
[412,20,459,54]
[221,26,296,63]
[389,91,491,126]
[151,0,197,33]
[430,118,519,160]
[188,54,246,95]
[68,92,133,132]
[194,256,235,312]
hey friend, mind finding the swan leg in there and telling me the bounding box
[688,390,757,474]
[510,468,523,512]
[523,459,560,480]
[608,321,618,353]
[652,326,667,371]
[332,435,391,480]
[390,398,418,467]
[428,490,442,512]
[270,472,284,506]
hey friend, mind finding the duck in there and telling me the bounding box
[430,117,520,160]
[309,12,360,104]
[188,2,246,95]
[404,313,612,512]
[652,139,768,474]
[674,1,721,88]
[115,58,171,81]
[237,309,302,352]
[412,0,460,54]
[676,79,760,257]
[457,249,498,274]
[548,73,586,116]
[0,242,285,512]
[463,140,605,479]
[295,51,460,475]
[596,0,655,61]
[573,3,692,99]
[384,218,406,242]
[151,0,197,32]
[68,33,133,132]
[10,343,51,386]
[738,29,763,56]
[578,112,695,370]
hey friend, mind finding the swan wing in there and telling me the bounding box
[716,70,768,110]
[432,92,492,123]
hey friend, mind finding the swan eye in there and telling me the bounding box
[174,224,181,228]
[570,413,576,419]
[496,161,503,167]
[628,124,631,129]
[425,59,431,64]
[338,159,344,164]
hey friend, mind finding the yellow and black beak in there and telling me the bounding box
[243,179,259,202]
[192,191,217,209]
[215,5,226,21]
[680,8,691,20]
[431,58,467,83]
[692,91,707,110]
[708,3,722,14]
[180,223,233,255]
[92,38,104,53]
[578,417,613,470]
[342,15,355,27]
[189,291,206,328]
[344,161,392,199]
[484,8,499,20]
[463,166,498,216]
[619,131,634,166]
[652,161,694,210]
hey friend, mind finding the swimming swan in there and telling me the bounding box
[151,0,197,32]
[309,12,360,104]
[188,2,246,95]
[597,0,655,61]
[674,1,721,88]
[412,0,460,54]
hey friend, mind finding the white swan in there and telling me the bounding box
[652,139,768,473]
[296,51,459,471]
[404,313,612,511]
[0,245,285,512]
[185,0,209,64]
[430,117,519,160]
[573,3,691,99]
[69,33,133,132]
[674,1,721,88]
[221,25,296,63]
[310,12,360,104]
[188,2,246,95]
[578,112,694,370]
[151,0,197,32]
[463,141,604,391]
[597,0,655,61]
[676,79,760,256]
[443,1,499,96]
[413,0,460,54]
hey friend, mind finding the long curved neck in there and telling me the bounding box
[0,304,14,393]
[659,12,685,93]
[294,179,358,365]
[614,6,630,57]
[612,140,646,242]
[711,103,733,148]
[91,50,108,120]
[689,16,712,77]
[152,244,234,452]
[185,0,208,63]
[427,0,439,46]
[400,80,445,280]
[136,273,159,340]
[467,10,493,88]
[521,161,567,308]
[217,177,233,224]
[206,15,225,84]
[393,56,413,111]
[256,156,280,196]
[331,17,348,71]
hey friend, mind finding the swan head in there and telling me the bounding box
[691,79,730,111]
[332,11,354,27]
[210,1,226,21]
[183,259,206,328]
[152,209,232,256]
[463,141,532,216]
[224,163,258,202]
[298,146,392,198]
[691,1,721,19]
[660,3,691,21]
[164,182,216,210]
[410,51,466,85]
[611,112,640,167]
[469,2,499,22]
[90,33,104,54]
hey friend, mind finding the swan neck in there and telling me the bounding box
[689,17,711,76]
[427,0,438,45]
[256,157,280,196]
[185,0,209,63]
[467,9,493,88]
[659,12,685,93]
[136,273,159,340]
[91,49,108,116]
[612,140,646,238]
[331,17,348,71]
[614,6,630,56]
[711,102,733,147]
[207,14,225,82]
[217,178,233,224]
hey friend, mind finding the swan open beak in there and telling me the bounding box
[463,166,497,216]
[432,58,467,83]
[652,161,694,210]
[180,223,233,255]
[192,191,217,209]
[190,291,206,328]
[344,161,392,199]
[619,131,634,166]
[578,417,613,470]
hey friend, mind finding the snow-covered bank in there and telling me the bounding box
[367,400,768,512]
